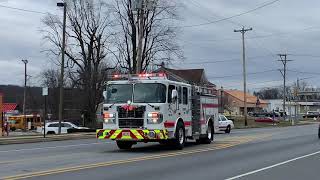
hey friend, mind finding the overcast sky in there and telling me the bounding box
[1,0,320,91]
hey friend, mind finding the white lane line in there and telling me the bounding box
[225,150,320,180]
[0,142,112,153]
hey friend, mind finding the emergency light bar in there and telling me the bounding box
[111,73,167,80]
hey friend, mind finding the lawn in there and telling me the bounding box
[227,116,300,129]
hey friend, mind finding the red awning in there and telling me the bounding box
[3,103,17,112]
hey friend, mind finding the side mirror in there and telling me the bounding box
[103,91,107,100]
[171,89,178,102]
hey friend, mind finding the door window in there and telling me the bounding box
[183,87,188,105]
[220,116,227,121]
[48,123,58,127]
[63,123,72,128]
[178,86,182,104]
[168,85,176,103]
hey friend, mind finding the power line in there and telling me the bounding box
[221,79,282,88]
[180,0,280,28]
[185,0,243,27]
[178,55,271,65]
[181,26,320,43]
[208,69,277,79]
[0,4,48,15]
[288,70,320,75]
[289,54,320,58]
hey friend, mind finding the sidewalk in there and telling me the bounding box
[0,132,96,145]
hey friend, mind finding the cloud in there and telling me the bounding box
[0,0,320,92]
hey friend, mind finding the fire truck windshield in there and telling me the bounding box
[133,83,166,103]
[105,84,133,103]
[105,83,166,104]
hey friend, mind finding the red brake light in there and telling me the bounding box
[113,74,120,79]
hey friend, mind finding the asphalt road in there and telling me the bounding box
[0,124,319,180]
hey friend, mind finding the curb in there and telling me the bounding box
[0,133,96,145]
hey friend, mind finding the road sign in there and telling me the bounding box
[42,87,48,96]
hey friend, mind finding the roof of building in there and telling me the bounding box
[3,103,17,112]
[156,67,216,87]
[224,90,268,104]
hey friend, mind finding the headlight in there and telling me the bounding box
[147,112,163,124]
[104,112,116,124]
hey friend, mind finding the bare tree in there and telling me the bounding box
[42,0,113,127]
[111,0,183,74]
[40,69,61,88]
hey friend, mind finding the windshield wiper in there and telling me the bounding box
[147,103,155,108]
[108,103,115,108]
[141,102,155,108]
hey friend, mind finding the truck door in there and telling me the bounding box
[168,84,177,112]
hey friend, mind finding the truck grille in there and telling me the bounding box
[119,118,144,128]
[117,106,145,128]
[117,106,145,118]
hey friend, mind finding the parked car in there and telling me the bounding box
[255,117,279,123]
[303,111,320,118]
[218,114,234,133]
[41,122,88,134]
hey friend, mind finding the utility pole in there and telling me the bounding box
[278,54,292,121]
[57,2,67,134]
[21,59,28,130]
[234,27,252,126]
[294,78,300,125]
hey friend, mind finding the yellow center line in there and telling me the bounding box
[3,134,272,180]
[3,143,235,180]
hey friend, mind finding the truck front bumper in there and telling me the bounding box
[96,129,169,141]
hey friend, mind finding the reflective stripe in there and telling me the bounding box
[131,130,143,140]
[96,129,169,140]
[110,130,121,139]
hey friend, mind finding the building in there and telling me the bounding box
[155,67,217,96]
[223,90,269,115]
[0,92,3,134]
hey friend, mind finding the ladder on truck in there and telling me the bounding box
[191,85,216,136]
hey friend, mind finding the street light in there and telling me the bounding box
[21,59,28,130]
[57,2,67,134]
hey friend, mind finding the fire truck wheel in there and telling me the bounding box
[198,121,214,144]
[174,122,185,150]
[116,141,133,150]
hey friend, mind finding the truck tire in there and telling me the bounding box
[318,126,320,139]
[200,121,214,144]
[116,141,133,150]
[174,122,185,150]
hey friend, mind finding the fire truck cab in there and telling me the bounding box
[96,72,219,150]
